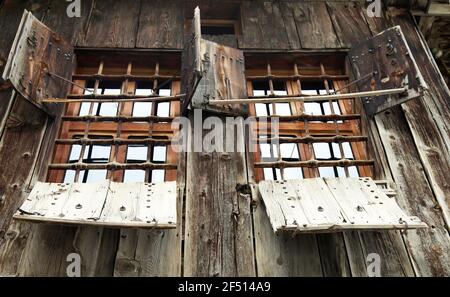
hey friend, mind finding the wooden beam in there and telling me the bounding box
[209,88,407,105]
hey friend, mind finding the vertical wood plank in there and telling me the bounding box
[42,0,93,45]
[288,2,340,49]
[252,190,323,276]
[375,107,450,276]
[136,0,183,49]
[0,0,50,74]
[326,2,372,48]
[184,115,255,276]
[239,1,289,49]
[0,98,47,241]
[77,0,141,48]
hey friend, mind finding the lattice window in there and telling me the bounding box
[246,54,373,181]
[48,52,181,184]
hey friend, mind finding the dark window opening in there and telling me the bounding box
[201,24,235,35]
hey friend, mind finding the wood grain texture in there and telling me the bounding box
[42,0,93,45]
[77,0,140,48]
[326,2,372,48]
[114,133,185,277]
[239,1,289,49]
[285,1,340,49]
[366,7,450,240]
[3,11,75,108]
[0,0,50,75]
[376,107,450,276]
[15,181,177,228]
[258,178,425,232]
[0,97,47,244]
[251,185,323,276]
[184,116,255,277]
[275,2,301,49]
[136,0,183,49]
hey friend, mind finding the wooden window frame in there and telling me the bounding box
[246,55,373,181]
[48,52,181,184]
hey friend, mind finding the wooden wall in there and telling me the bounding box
[0,0,449,276]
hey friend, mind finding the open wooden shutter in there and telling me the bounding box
[181,7,202,112]
[258,177,426,233]
[181,7,247,115]
[2,10,75,109]
[349,26,427,116]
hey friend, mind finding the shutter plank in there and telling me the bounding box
[258,177,427,233]
[2,10,75,108]
[14,181,177,229]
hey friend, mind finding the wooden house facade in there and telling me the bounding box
[0,0,449,277]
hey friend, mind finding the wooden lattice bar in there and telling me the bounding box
[255,135,368,144]
[72,73,181,81]
[55,137,172,146]
[48,162,177,170]
[254,159,374,169]
[61,115,174,123]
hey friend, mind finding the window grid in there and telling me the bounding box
[247,58,373,181]
[48,54,180,184]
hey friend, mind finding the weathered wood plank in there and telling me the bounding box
[77,0,141,48]
[364,7,450,239]
[114,228,180,277]
[251,184,323,276]
[258,178,425,232]
[184,116,255,276]
[358,230,415,276]
[136,0,183,49]
[276,2,301,49]
[42,0,93,45]
[114,134,185,277]
[401,97,450,229]
[345,34,417,277]
[326,2,372,48]
[2,10,75,108]
[0,97,47,242]
[0,0,49,75]
[387,10,450,147]
[0,221,32,276]
[317,233,352,276]
[287,1,340,49]
[239,1,289,49]
[375,107,450,276]
[15,181,177,228]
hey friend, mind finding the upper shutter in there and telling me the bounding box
[181,7,248,115]
[2,10,75,109]
[182,7,202,112]
[349,26,427,116]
